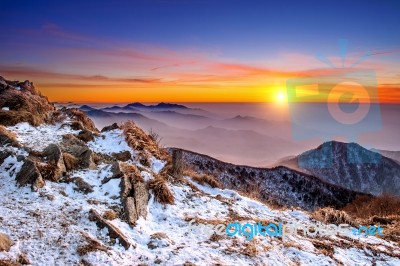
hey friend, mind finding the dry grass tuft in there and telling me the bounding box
[120,162,143,183]
[191,174,221,189]
[78,232,109,256]
[312,207,356,227]
[147,176,175,204]
[103,210,117,220]
[241,240,258,257]
[183,168,221,189]
[66,108,98,132]
[36,162,58,182]
[63,152,79,171]
[122,121,169,161]
[0,125,17,144]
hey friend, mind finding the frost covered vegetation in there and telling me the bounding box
[1,76,400,265]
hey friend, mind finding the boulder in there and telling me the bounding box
[63,144,95,169]
[16,159,45,189]
[0,233,13,252]
[101,123,119,132]
[112,151,131,162]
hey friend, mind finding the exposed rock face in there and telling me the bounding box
[0,76,55,126]
[43,144,66,181]
[16,159,45,189]
[0,233,13,252]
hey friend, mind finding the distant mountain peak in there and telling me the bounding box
[153,102,188,109]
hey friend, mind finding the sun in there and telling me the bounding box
[276,91,287,103]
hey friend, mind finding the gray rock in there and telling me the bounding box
[132,180,148,219]
[16,159,45,189]
[123,197,138,226]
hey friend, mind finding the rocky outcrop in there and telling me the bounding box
[0,76,55,126]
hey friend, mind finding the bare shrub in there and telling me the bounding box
[149,128,163,147]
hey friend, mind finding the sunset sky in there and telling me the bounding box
[1,0,399,103]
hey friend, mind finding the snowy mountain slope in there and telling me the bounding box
[173,148,367,211]
[1,122,400,265]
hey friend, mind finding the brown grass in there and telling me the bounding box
[147,176,175,204]
[0,110,42,126]
[66,109,98,132]
[63,152,79,171]
[241,240,258,257]
[120,162,143,183]
[0,82,55,126]
[78,232,109,256]
[343,194,400,243]
[122,121,169,161]
[0,125,17,143]
[191,174,221,189]
[311,207,356,227]
[36,162,58,182]
[103,210,117,220]
[343,194,400,219]
[183,168,221,188]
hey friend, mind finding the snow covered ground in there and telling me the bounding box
[1,122,399,266]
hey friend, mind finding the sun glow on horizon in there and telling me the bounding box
[276,90,287,103]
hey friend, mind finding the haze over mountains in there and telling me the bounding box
[68,102,400,167]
